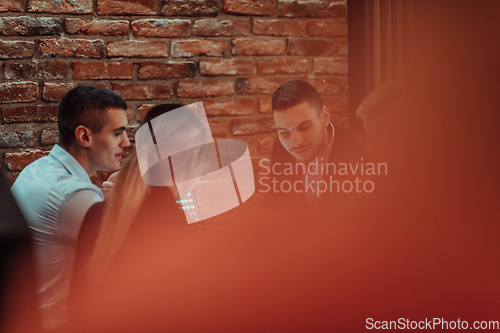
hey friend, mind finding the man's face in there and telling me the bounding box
[274,101,330,163]
[89,108,130,172]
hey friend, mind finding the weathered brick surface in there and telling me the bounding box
[257,133,276,154]
[259,97,272,113]
[306,19,347,36]
[161,0,219,17]
[288,39,337,56]
[193,19,250,37]
[0,0,23,12]
[108,41,169,58]
[132,19,191,37]
[338,37,348,55]
[138,62,196,79]
[307,78,343,95]
[28,0,92,14]
[0,130,38,148]
[138,104,154,120]
[177,79,235,97]
[232,38,286,56]
[171,40,227,57]
[0,41,34,59]
[0,82,39,103]
[203,98,254,116]
[5,61,69,80]
[231,117,275,136]
[208,119,229,137]
[236,77,286,95]
[5,150,49,170]
[199,58,254,76]
[279,0,329,17]
[0,17,62,36]
[98,0,158,15]
[41,129,59,145]
[111,83,172,100]
[40,38,105,58]
[323,95,348,113]
[2,105,58,123]
[257,58,309,74]
[65,19,129,36]
[222,0,275,16]
[73,62,134,80]
[328,1,347,17]
[314,57,348,74]
[43,83,75,101]
[253,19,303,36]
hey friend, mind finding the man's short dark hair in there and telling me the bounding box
[272,80,324,114]
[58,86,127,147]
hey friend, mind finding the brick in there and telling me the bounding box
[0,41,34,59]
[322,95,348,113]
[73,62,133,80]
[232,38,286,56]
[288,39,337,56]
[171,40,227,57]
[0,130,37,148]
[0,0,23,12]
[257,134,276,154]
[231,117,275,136]
[306,78,342,95]
[3,105,58,123]
[222,0,275,16]
[257,58,309,74]
[132,19,191,37]
[0,16,62,36]
[108,41,169,58]
[40,39,105,58]
[203,98,254,116]
[0,82,38,103]
[98,0,158,15]
[161,0,219,17]
[65,19,129,36]
[208,119,229,137]
[193,19,250,37]
[306,19,347,37]
[278,0,329,17]
[259,97,272,113]
[28,0,92,13]
[338,37,347,55]
[328,1,347,17]
[199,58,254,76]
[138,104,154,120]
[5,150,49,171]
[138,62,196,79]
[314,57,348,74]
[111,83,172,100]
[5,61,69,80]
[43,82,75,101]
[177,79,235,97]
[41,129,59,145]
[253,19,303,36]
[236,77,286,95]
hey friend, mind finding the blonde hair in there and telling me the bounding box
[356,82,402,119]
[84,152,150,282]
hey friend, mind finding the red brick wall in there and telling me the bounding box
[0,0,348,186]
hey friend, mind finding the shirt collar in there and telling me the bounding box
[49,144,92,182]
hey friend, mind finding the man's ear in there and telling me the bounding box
[75,125,92,148]
[321,106,331,126]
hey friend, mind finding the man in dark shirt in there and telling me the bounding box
[265,80,364,206]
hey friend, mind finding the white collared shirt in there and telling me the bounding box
[11,144,103,330]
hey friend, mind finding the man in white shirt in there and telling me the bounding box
[11,86,130,331]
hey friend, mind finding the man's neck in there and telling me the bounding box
[60,144,95,177]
